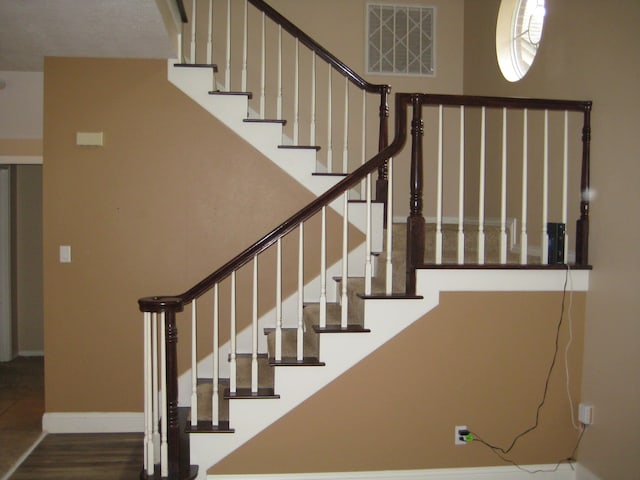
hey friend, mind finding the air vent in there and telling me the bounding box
[367,4,435,76]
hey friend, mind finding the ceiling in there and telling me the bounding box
[0,0,175,72]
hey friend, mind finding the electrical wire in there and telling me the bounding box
[469,266,570,455]
[473,424,586,474]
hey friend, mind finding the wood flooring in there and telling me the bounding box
[8,433,144,479]
[0,356,45,478]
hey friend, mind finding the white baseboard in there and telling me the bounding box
[0,155,43,165]
[575,464,602,480]
[18,350,44,357]
[42,412,143,433]
[207,465,577,480]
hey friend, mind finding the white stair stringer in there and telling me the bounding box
[190,274,442,478]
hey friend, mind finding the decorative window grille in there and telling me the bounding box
[367,4,435,76]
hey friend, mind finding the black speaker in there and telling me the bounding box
[547,222,566,264]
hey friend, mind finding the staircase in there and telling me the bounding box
[138,2,593,479]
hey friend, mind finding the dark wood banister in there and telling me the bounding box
[140,92,411,311]
[176,0,188,23]
[246,0,388,95]
[418,93,591,111]
[402,94,593,292]
[176,0,390,95]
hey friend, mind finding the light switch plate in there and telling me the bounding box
[59,245,71,263]
[76,132,103,146]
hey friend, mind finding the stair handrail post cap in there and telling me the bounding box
[138,296,184,313]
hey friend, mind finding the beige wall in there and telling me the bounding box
[464,1,640,478]
[42,57,350,412]
[210,291,586,474]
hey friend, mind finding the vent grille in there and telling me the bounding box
[367,4,435,76]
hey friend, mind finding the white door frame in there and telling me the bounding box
[0,167,12,361]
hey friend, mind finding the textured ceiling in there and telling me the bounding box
[0,0,175,71]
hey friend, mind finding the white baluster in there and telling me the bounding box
[562,111,569,263]
[151,313,160,464]
[365,173,373,295]
[361,90,367,199]
[319,207,327,328]
[241,0,248,92]
[478,106,486,264]
[190,299,198,426]
[541,110,549,264]
[294,39,300,144]
[143,312,154,475]
[520,108,529,264]
[341,192,349,328]
[206,0,214,63]
[251,256,258,393]
[230,271,237,393]
[385,157,394,295]
[458,106,465,264]
[310,52,317,146]
[342,77,349,174]
[190,0,197,64]
[260,12,266,118]
[275,238,283,361]
[436,105,444,264]
[297,223,304,361]
[212,283,219,425]
[277,26,282,120]
[500,108,508,264]
[177,32,183,64]
[225,0,231,91]
[159,312,168,478]
[327,67,333,172]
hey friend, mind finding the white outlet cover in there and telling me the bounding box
[455,425,468,445]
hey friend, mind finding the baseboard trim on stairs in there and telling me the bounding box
[206,464,578,480]
[42,412,143,433]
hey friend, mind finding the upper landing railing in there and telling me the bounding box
[175,0,392,198]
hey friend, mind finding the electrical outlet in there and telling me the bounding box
[455,425,468,445]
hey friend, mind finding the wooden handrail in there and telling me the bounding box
[419,93,591,112]
[176,0,188,23]
[140,93,412,309]
[246,0,388,95]
[175,0,389,95]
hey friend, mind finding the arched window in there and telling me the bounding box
[496,0,546,82]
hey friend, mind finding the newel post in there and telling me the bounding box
[139,296,196,480]
[575,103,592,266]
[406,95,426,295]
[376,86,391,209]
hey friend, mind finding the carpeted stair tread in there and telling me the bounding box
[194,378,230,427]
[303,302,364,329]
[231,354,274,390]
[265,326,319,359]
